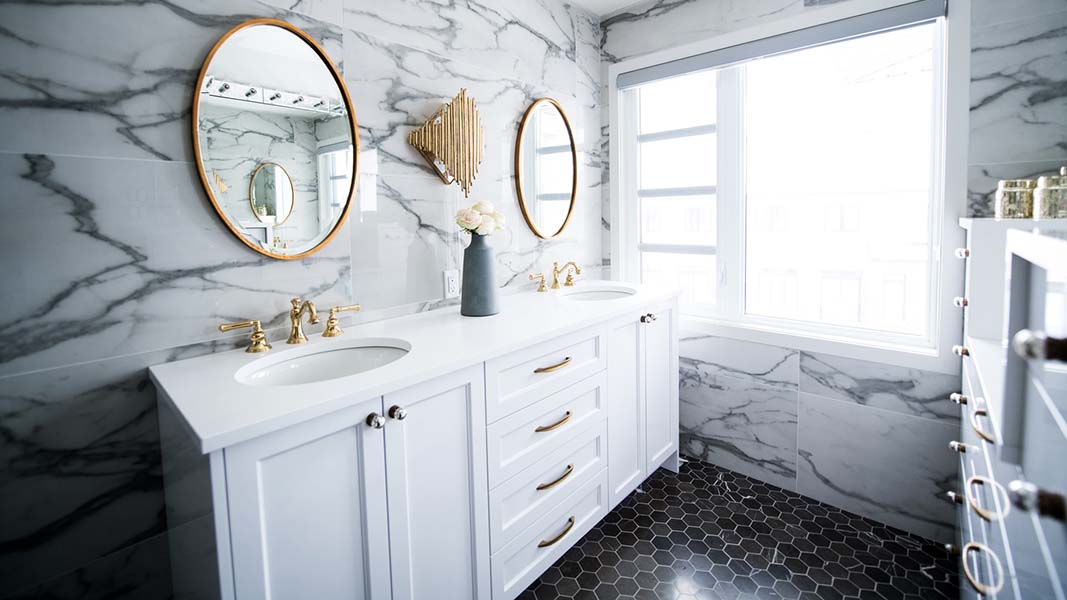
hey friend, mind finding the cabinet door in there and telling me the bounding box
[643,306,678,472]
[607,317,646,507]
[225,398,391,600]
[383,365,491,600]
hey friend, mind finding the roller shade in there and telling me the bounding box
[617,0,946,89]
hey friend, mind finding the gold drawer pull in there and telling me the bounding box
[970,407,997,444]
[962,542,1005,596]
[535,411,572,433]
[536,464,574,491]
[537,516,575,548]
[967,476,1011,522]
[534,356,572,373]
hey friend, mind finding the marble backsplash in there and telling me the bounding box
[679,333,959,543]
[0,0,604,596]
[967,0,1066,216]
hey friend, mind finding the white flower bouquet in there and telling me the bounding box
[455,201,505,236]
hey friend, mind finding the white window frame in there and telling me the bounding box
[609,0,969,374]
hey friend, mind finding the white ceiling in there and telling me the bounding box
[570,0,643,17]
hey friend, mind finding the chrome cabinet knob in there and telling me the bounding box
[954,248,970,259]
[953,297,969,308]
[949,392,968,405]
[1009,480,1067,522]
[366,413,385,429]
[1013,329,1067,362]
[640,313,657,323]
[947,491,963,504]
[388,405,408,420]
[952,345,970,357]
[949,441,968,453]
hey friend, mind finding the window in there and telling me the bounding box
[618,21,943,350]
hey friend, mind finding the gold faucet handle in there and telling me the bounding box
[323,304,361,337]
[218,320,272,353]
[529,273,548,292]
[564,264,582,287]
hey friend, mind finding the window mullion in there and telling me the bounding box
[715,67,744,321]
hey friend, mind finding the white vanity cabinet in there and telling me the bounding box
[606,304,679,506]
[151,286,679,600]
[223,365,489,600]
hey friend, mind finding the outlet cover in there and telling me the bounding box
[443,269,460,298]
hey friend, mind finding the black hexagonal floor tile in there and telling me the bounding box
[523,460,957,599]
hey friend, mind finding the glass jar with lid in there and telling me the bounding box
[1035,167,1067,219]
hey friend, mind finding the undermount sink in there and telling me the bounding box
[558,284,637,301]
[235,338,410,386]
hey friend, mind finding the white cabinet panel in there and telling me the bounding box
[644,307,678,472]
[383,365,491,600]
[486,371,607,487]
[607,317,646,506]
[224,399,391,600]
[489,420,607,552]
[485,327,606,423]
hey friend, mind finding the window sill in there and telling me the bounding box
[679,314,959,375]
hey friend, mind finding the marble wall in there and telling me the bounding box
[679,334,959,542]
[966,0,1067,216]
[0,0,604,597]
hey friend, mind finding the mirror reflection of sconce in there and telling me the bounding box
[407,88,484,197]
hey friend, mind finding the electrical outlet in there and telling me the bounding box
[443,269,460,298]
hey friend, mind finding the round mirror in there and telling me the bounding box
[192,19,358,259]
[515,98,577,239]
[249,162,295,225]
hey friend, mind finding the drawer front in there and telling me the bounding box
[485,327,606,423]
[491,470,609,600]
[489,420,606,553]
[486,372,606,488]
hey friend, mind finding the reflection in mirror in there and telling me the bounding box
[515,98,577,239]
[250,162,294,225]
[193,19,357,258]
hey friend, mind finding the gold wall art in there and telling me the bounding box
[407,88,484,197]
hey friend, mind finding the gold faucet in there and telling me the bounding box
[552,261,582,289]
[323,304,362,337]
[219,319,271,353]
[287,298,320,344]
[529,273,548,292]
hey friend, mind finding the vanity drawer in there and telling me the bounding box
[485,327,606,423]
[489,420,606,553]
[491,469,609,600]
[486,371,606,488]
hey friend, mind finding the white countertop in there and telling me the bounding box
[150,282,679,453]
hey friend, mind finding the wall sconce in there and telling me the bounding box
[407,88,484,198]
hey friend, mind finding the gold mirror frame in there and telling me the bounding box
[514,98,577,240]
[191,18,359,260]
[249,161,295,225]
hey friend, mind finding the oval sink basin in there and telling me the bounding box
[558,284,637,301]
[236,338,410,386]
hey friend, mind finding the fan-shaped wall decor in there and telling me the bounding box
[407,88,484,197]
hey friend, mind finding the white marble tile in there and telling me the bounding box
[799,351,960,424]
[972,0,1067,28]
[0,0,343,163]
[343,0,576,96]
[0,154,352,376]
[969,10,1067,165]
[680,334,799,389]
[680,371,799,490]
[797,392,957,542]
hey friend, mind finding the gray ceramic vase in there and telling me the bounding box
[461,233,499,317]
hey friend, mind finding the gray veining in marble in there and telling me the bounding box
[797,392,957,543]
[680,369,798,490]
[680,334,799,389]
[799,351,960,424]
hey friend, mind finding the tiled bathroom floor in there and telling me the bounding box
[521,460,958,600]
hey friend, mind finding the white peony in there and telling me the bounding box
[455,207,482,231]
[471,200,495,215]
[478,211,501,234]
